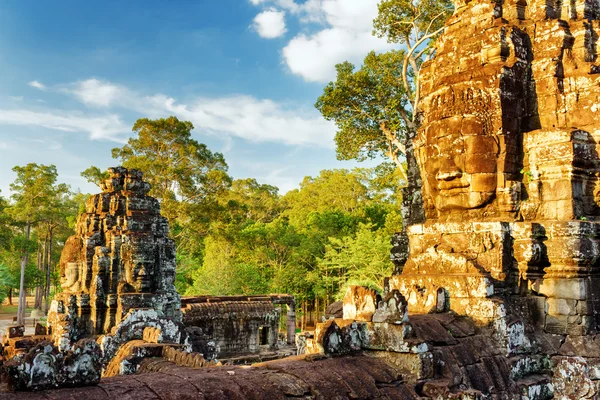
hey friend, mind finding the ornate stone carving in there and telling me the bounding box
[47,167,181,349]
[391,0,600,336]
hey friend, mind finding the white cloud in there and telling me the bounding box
[12,78,336,147]
[0,142,8,149]
[252,8,287,39]
[0,108,128,142]
[150,94,335,147]
[250,0,318,16]
[28,80,47,91]
[62,79,130,108]
[283,28,393,83]
[251,0,396,83]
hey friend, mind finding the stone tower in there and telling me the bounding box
[48,167,181,348]
[392,0,600,335]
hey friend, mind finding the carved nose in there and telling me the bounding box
[436,169,462,181]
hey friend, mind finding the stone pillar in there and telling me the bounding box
[286,302,296,345]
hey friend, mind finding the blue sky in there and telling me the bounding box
[0,0,393,196]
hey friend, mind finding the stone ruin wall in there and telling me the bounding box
[182,301,280,358]
[0,168,193,391]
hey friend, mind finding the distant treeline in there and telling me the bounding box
[0,117,403,326]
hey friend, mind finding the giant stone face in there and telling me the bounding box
[420,115,499,211]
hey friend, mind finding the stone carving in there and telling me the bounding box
[417,91,499,214]
[372,290,408,324]
[391,0,600,338]
[47,167,181,349]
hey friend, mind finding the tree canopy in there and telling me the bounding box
[83,116,232,253]
[316,0,454,175]
[316,51,410,178]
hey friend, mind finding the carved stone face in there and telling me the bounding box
[124,261,153,292]
[61,262,81,292]
[420,115,498,211]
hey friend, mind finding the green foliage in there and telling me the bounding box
[8,164,59,224]
[185,166,400,307]
[0,120,404,317]
[316,0,454,195]
[319,223,393,300]
[187,234,273,296]
[282,169,371,227]
[220,178,281,225]
[0,263,15,298]
[65,191,90,229]
[80,166,109,186]
[81,117,232,252]
[373,0,453,46]
[0,238,43,291]
[0,194,12,251]
[315,51,409,169]
[112,116,231,226]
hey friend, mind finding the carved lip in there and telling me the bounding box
[437,181,469,194]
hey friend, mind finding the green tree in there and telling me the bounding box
[0,263,17,305]
[7,164,60,324]
[316,51,410,179]
[316,0,453,237]
[83,116,232,253]
[80,166,109,186]
[175,178,281,294]
[318,223,393,300]
[221,178,281,225]
[36,183,73,312]
[0,193,13,252]
[373,0,454,119]
[281,169,370,228]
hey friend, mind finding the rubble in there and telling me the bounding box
[2,339,102,391]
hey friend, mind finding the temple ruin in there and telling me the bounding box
[2,0,600,396]
[48,167,183,348]
[182,294,296,362]
[0,168,296,391]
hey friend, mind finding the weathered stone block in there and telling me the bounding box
[372,290,408,324]
[546,298,577,316]
[6,325,24,339]
[366,351,434,382]
[48,167,182,348]
[342,286,380,322]
[359,322,416,353]
[3,339,102,391]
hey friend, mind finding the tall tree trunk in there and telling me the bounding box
[301,301,306,331]
[8,288,12,305]
[34,240,44,309]
[45,229,54,313]
[391,130,425,275]
[17,221,31,325]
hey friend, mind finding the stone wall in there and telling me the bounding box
[2,354,417,400]
[182,301,280,357]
